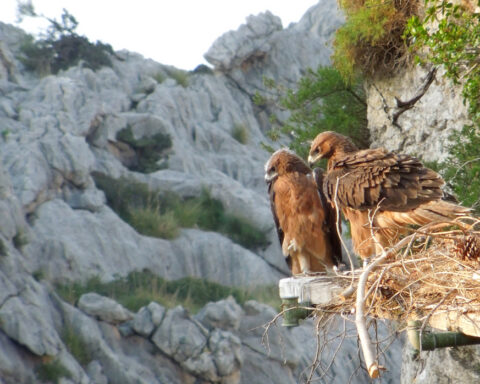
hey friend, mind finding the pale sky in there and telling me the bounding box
[0,0,320,70]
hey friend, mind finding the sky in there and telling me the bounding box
[0,0,320,70]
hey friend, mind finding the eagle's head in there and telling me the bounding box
[264,148,310,183]
[308,131,358,166]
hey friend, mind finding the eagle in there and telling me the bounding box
[265,148,342,275]
[308,131,470,259]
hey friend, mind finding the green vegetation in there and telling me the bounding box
[153,72,166,84]
[116,126,172,173]
[167,68,190,87]
[93,174,269,249]
[62,325,90,366]
[192,64,214,75]
[231,123,249,144]
[442,126,480,213]
[405,0,480,213]
[332,0,418,81]
[13,228,28,250]
[36,359,71,384]
[263,67,368,158]
[17,3,113,75]
[0,239,7,257]
[56,270,280,313]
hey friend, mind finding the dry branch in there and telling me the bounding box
[307,216,480,379]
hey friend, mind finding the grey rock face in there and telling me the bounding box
[205,11,283,71]
[402,343,480,384]
[195,296,244,331]
[0,279,62,356]
[77,293,133,323]
[366,65,470,162]
[132,302,166,337]
[152,306,208,363]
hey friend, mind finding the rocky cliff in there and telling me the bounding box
[0,2,407,383]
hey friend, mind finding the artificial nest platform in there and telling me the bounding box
[278,217,480,378]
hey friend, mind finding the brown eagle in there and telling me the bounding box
[265,149,342,274]
[308,131,470,259]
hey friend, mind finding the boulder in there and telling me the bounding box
[195,296,244,331]
[77,293,133,323]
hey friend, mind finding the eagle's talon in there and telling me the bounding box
[287,240,299,253]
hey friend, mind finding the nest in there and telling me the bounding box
[315,217,480,331]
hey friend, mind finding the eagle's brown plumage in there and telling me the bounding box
[265,149,342,274]
[308,131,470,258]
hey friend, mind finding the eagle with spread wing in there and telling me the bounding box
[308,131,470,259]
[265,149,342,274]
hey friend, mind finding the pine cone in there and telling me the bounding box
[455,234,480,262]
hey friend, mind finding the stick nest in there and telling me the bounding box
[315,217,480,329]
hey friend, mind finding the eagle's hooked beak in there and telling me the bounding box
[264,171,278,182]
[308,153,322,167]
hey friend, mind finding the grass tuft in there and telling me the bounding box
[56,270,281,313]
[92,174,269,249]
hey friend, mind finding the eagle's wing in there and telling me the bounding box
[313,168,343,266]
[324,148,444,211]
[267,179,286,253]
[269,172,339,273]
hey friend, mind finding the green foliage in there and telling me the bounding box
[36,359,71,383]
[406,0,480,119]
[333,0,418,81]
[405,0,480,213]
[18,5,113,75]
[56,270,280,313]
[192,64,214,75]
[442,125,480,213]
[128,208,179,239]
[92,174,269,249]
[61,325,90,366]
[116,126,172,173]
[271,67,369,158]
[231,123,249,144]
[153,72,166,84]
[1,130,10,141]
[0,239,7,257]
[13,228,28,250]
[167,68,189,87]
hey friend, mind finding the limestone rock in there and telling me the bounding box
[77,293,133,323]
[151,306,208,363]
[402,344,480,384]
[132,302,166,337]
[205,11,283,71]
[209,329,243,377]
[195,296,244,331]
[366,65,470,162]
[0,279,62,356]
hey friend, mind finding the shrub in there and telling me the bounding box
[192,64,214,75]
[13,228,28,250]
[116,126,172,173]
[231,123,249,144]
[92,174,269,249]
[264,67,369,158]
[36,359,71,384]
[128,207,180,239]
[167,68,189,87]
[442,125,480,214]
[56,270,281,313]
[62,325,90,366]
[0,239,7,257]
[18,5,113,75]
[333,0,419,81]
